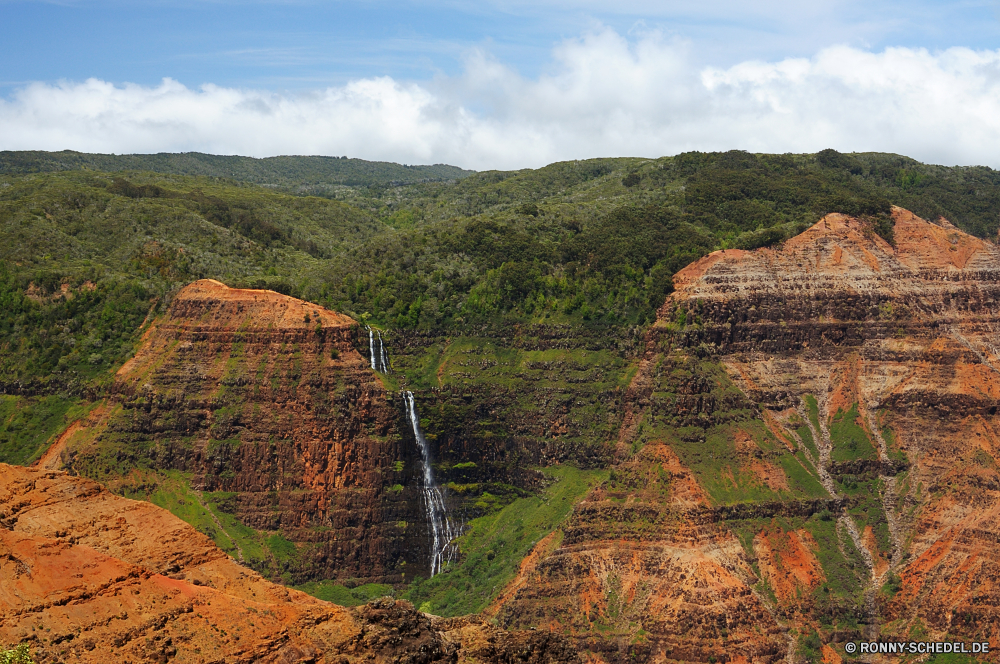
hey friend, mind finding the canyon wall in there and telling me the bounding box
[492,209,1000,662]
[53,279,430,583]
[30,209,1000,662]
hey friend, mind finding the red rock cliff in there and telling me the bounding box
[492,209,1000,662]
[54,279,432,583]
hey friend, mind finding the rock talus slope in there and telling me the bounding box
[494,209,1000,662]
[0,463,580,664]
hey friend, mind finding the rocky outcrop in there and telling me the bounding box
[386,325,644,472]
[30,210,1000,661]
[493,444,788,664]
[492,209,1000,662]
[0,463,581,664]
[52,279,430,583]
[660,208,1000,648]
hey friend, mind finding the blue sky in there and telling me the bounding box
[2,1,1000,168]
[4,0,999,91]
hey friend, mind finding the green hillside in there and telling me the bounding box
[3,149,1000,389]
[0,150,474,191]
[4,148,1000,626]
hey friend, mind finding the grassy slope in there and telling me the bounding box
[117,469,320,579]
[402,464,607,617]
[5,150,1000,389]
[0,395,91,465]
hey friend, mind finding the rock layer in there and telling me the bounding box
[665,209,1000,645]
[494,209,1000,662]
[55,279,430,583]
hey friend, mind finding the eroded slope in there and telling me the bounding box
[0,463,580,664]
[493,209,1000,662]
[50,279,427,583]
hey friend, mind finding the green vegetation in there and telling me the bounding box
[881,571,903,597]
[829,404,877,462]
[6,149,1000,390]
[0,150,473,191]
[294,581,394,606]
[395,340,631,465]
[729,512,867,611]
[116,470,284,573]
[797,629,824,663]
[840,477,892,556]
[632,353,828,504]
[804,395,821,436]
[403,464,606,616]
[805,514,867,606]
[0,644,34,664]
[4,148,999,629]
[0,394,90,465]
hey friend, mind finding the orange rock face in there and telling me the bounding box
[663,208,1000,648]
[493,209,1000,662]
[50,279,429,583]
[0,463,580,664]
[493,443,787,664]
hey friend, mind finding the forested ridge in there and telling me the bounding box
[0,150,473,191]
[3,148,1000,387]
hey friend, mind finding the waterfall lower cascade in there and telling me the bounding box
[367,326,389,373]
[404,391,460,576]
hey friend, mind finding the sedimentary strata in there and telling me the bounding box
[51,279,427,583]
[494,209,1000,662]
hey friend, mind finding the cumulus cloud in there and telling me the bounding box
[3,29,1000,169]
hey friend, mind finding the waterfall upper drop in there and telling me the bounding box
[367,326,389,373]
[404,391,459,577]
[379,334,389,373]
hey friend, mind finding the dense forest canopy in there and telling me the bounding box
[3,148,1000,385]
[0,150,474,191]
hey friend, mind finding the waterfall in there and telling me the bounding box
[404,391,459,576]
[367,327,390,374]
[379,332,389,373]
[368,326,377,371]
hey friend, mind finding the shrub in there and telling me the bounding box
[1,644,35,664]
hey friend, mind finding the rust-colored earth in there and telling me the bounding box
[490,209,1000,662]
[44,279,430,584]
[0,463,578,664]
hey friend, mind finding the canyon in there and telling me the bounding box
[6,206,1000,663]
[44,278,440,585]
[488,208,1000,660]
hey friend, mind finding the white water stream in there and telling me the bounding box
[379,333,389,373]
[367,326,390,373]
[404,391,460,576]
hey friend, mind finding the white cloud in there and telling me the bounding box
[4,29,1000,169]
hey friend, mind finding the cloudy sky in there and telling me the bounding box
[2,0,1000,169]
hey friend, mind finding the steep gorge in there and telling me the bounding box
[0,463,580,664]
